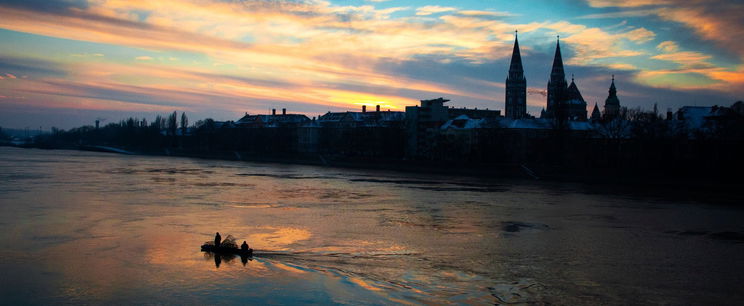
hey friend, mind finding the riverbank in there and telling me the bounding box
[3,143,742,200]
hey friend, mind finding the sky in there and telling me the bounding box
[0,0,742,129]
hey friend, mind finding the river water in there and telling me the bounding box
[0,146,742,305]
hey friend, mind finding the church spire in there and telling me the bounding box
[508,30,524,80]
[591,102,601,121]
[603,75,621,120]
[545,36,568,120]
[550,36,566,82]
[505,30,527,119]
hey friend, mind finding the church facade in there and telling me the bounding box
[543,38,587,121]
[504,36,619,122]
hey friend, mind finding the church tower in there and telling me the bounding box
[505,31,526,119]
[603,75,620,120]
[545,37,568,119]
[591,102,601,121]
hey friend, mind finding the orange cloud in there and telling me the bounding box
[656,41,678,52]
[585,0,672,7]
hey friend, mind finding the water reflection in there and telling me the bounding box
[203,251,253,268]
[1,147,744,304]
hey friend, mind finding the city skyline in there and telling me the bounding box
[0,0,742,129]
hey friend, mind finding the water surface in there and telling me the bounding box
[0,147,743,304]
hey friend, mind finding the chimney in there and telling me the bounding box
[376,105,380,112]
[95,120,100,129]
[362,105,367,113]
[272,108,276,115]
[282,108,286,115]
[666,108,673,120]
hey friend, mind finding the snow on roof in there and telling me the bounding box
[237,114,310,125]
[567,121,594,130]
[441,115,485,129]
[678,106,712,130]
[318,111,405,124]
[497,118,553,129]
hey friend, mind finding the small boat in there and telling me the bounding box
[201,243,253,256]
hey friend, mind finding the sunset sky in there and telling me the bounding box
[0,0,742,129]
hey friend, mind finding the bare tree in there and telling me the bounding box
[180,112,188,136]
[167,111,178,137]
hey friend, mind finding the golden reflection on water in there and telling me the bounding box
[247,227,312,250]
[3,148,744,304]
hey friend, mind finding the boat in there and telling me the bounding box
[201,243,253,256]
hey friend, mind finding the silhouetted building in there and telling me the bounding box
[406,98,450,157]
[505,32,527,119]
[316,106,406,157]
[542,38,587,122]
[732,101,744,116]
[603,76,621,120]
[564,76,588,121]
[406,98,500,157]
[448,107,502,119]
[545,38,568,120]
[318,106,405,128]
[236,111,310,128]
[591,102,601,121]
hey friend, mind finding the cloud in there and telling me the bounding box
[623,27,655,43]
[0,55,67,77]
[578,9,658,19]
[584,0,744,58]
[71,53,104,57]
[549,22,648,65]
[651,51,712,68]
[584,0,672,7]
[0,0,741,128]
[656,41,678,52]
[456,10,516,18]
[415,5,456,16]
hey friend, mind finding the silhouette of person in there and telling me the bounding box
[214,232,221,248]
[241,241,249,252]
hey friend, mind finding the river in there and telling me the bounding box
[0,146,742,305]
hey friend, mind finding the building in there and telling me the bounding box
[543,38,587,122]
[406,98,450,157]
[405,97,501,157]
[564,76,588,121]
[236,108,310,128]
[505,32,527,119]
[316,105,406,157]
[545,38,568,120]
[603,76,621,120]
[318,105,405,129]
[591,102,601,121]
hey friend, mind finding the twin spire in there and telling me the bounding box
[506,33,617,121]
[550,36,566,83]
[507,30,524,81]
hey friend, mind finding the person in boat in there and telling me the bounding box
[214,232,221,248]
[241,241,249,252]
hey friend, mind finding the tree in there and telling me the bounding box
[180,112,188,136]
[151,115,164,129]
[167,111,178,137]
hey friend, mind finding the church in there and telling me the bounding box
[504,34,619,122]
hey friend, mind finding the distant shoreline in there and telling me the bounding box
[4,143,742,202]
